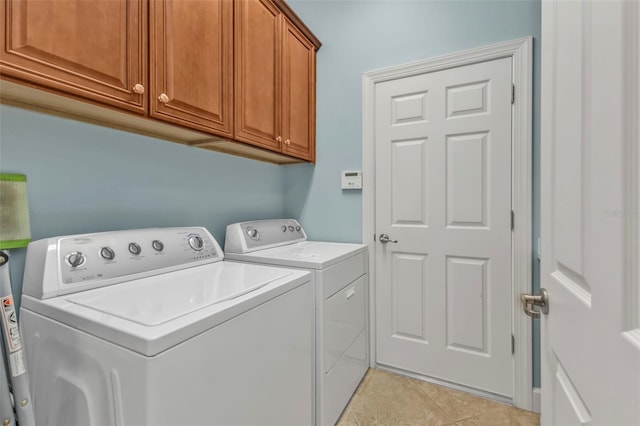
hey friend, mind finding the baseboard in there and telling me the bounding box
[375,363,513,406]
[532,387,541,413]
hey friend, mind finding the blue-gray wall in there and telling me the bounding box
[285,0,542,386]
[0,104,285,305]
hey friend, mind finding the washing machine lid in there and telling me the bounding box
[225,241,367,269]
[67,263,291,326]
[21,261,310,356]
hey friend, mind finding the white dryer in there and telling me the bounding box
[20,227,314,426]
[225,219,369,426]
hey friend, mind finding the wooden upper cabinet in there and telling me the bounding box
[0,0,146,113]
[150,0,233,136]
[235,0,320,161]
[0,0,320,164]
[281,18,316,162]
[234,0,282,151]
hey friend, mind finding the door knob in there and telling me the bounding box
[132,83,145,94]
[521,288,549,318]
[378,234,398,244]
[158,93,170,104]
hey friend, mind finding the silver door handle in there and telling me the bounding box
[521,288,549,318]
[379,234,398,243]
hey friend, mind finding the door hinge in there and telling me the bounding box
[374,233,376,242]
[511,84,515,104]
[511,334,515,354]
[511,210,515,230]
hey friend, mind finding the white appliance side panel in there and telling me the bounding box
[20,310,150,426]
[320,330,369,426]
[148,281,315,426]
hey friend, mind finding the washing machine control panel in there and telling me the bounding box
[225,219,307,253]
[23,227,225,299]
[14,227,222,301]
[57,227,220,287]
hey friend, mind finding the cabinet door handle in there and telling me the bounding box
[285,139,291,145]
[158,93,170,104]
[132,84,145,94]
[276,136,282,143]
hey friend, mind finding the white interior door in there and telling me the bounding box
[540,0,640,424]
[374,57,514,397]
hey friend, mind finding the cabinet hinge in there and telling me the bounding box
[512,334,515,354]
[511,84,515,104]
[374,233,376,242]
[511,210,515,230]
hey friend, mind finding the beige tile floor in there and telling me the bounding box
[337,369,540,426]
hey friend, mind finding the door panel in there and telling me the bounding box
[446,81,489,118]
[446,132,488,227]
[541,0,640,423]
[446,256,488,353]
[0,0,146,113]
[375,57,513,397]
[391,253,429,341]
[391,139,428,225]
[150,0,233,136]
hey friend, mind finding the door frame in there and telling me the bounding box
[362,37,533,410]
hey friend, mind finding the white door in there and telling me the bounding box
[540,0,640,424]
[375,57,514,397]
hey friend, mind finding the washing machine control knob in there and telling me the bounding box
[100,247,115,260]
[246,227,260,240]
[128,242,141,255]
[152,240,164,252]
[281,225,287,232]
[288,225,295,232]
[188,235,204,251]
[296,226,301,232]
[66,252,86,268]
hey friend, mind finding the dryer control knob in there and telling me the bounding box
[100,247,115,260]
[188,235,204,251]
[281,225,287,232]
[152,240,164,252]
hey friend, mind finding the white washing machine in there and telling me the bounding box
[225,219,369,426]
[20,227,314,426]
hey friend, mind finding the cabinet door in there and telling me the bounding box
[150,0,233,136]
[281,18,316,162]
[0,0,146,113]
[234,0,282,151]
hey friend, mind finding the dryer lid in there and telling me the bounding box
[225,241,368,269]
